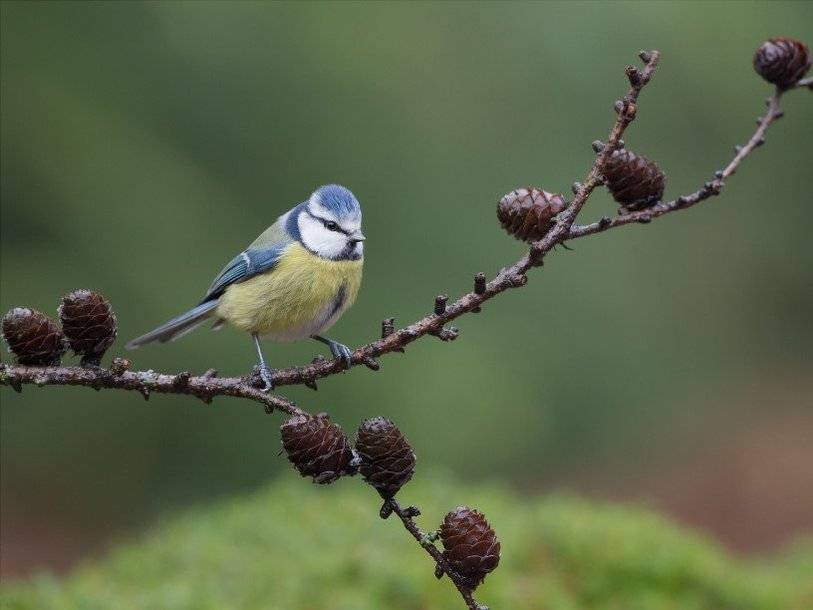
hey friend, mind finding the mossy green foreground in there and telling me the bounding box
[2,475,811,610]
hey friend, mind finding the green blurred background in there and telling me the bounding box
[1,0,811,583]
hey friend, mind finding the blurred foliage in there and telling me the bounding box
[1,0,812,561]
[2,474,812,610]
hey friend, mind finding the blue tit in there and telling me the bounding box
[126,184,365,391]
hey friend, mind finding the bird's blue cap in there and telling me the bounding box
[312,184,361,218]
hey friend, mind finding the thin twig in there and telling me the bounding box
[568,85,790,239]
[526,51,661,263]
[387,498,483,610]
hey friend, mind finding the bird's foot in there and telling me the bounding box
[326,340,353,370]
[251,363,275,392]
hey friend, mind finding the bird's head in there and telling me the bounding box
[296,185,365,260]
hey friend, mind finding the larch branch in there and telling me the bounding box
[2,46,810,610]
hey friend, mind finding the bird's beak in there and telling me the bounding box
[350,232,366,243]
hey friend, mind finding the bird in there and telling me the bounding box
[126,184,365,391]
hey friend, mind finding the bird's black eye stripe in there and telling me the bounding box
[305,209,350,235]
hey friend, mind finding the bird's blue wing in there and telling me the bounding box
[201,244,287,303]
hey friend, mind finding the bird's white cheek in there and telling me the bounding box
[317,234,349,259]
[300,222,345,258]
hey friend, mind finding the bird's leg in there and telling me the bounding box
[252,333,274,391]
[312,335,353,370]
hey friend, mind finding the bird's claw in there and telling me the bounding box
[329,341,353,370]
[259,363,275,392]
[312,335,353,371]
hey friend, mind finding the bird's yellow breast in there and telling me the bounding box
[215,243,363,341]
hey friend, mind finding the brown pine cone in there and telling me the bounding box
[59,289,118,366]
[354,417,416,498]
[440,506,501,588]
[280,414,357,484]
[2,307,67,365]
[602,148,665,210]
[753,38,811,89]
[497,188,566,242]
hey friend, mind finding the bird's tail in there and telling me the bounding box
[126,300,220,349]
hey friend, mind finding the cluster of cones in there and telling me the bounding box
[280,414,501,589]
[2,290,117,367]
[497,37,810,244]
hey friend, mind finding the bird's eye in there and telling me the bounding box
[324,221,340,232]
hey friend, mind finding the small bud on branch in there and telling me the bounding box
[434,295,449,315]
[474,273,487,295]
